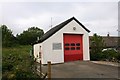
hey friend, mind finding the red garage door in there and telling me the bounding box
[63,34,83,62]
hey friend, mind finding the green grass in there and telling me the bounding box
[2,45,40,79]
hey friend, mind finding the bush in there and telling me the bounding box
[2,45,40,79]
[115,52,120,62]
[101,49,118,61]
[1,25,17,47]
[90,49,120,62]
[90,34,105,61]
[90,52,101,61]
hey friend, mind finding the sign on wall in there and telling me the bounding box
[53,43,62,50]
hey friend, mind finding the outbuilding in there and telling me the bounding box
[33,17,90,64]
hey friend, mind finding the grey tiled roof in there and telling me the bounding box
[89,36,120,48]
[34,17,90,44]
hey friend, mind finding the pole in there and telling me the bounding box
[47,61,51,80]
[40,60,42,77]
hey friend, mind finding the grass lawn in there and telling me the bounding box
[2,45,41,79]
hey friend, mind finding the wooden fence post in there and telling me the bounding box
[47,61,51,80]
[40,60,42,77]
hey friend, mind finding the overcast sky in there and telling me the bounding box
[0,0,119,36]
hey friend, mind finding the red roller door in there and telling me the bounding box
[63,34,83,62]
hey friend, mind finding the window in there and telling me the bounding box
[71,43,75,46]
[76,47,80,50]
[65,47,69,50]
[53,43,62,50]
[65,43,69,46]
[71,47,75,50]
[76,43,80,46]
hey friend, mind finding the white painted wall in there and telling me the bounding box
[34,19,90,64]
[33,43,43,62]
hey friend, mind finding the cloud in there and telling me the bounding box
[1,2,118,36]
[0,0,119,2]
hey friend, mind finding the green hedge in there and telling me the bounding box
[90,49,120,62]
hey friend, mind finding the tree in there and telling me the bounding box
[1,25,15,47]
[90,33,105,60]
[17,27,44,45]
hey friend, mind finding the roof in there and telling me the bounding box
[89,36,120,48]
[35,17,90,44]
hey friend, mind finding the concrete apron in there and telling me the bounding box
[36,61,119,79]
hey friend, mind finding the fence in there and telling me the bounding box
[33,60,51,80]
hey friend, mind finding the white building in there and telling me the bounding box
[33,17,90,64]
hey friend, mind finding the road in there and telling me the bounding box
[37,61,119,79]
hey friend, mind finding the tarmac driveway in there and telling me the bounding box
[41,61,119,79]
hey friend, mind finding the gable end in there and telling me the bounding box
[34,17,90,44]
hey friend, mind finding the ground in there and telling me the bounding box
[37,61,119,79]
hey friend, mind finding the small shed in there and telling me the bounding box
[33,17,90,64]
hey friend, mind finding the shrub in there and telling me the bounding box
[2,45,40,79]
[115,52,120,62]
[90,52,101,61]
[90,34,105,61]
[90,48,120,62]
[102,49,118,61]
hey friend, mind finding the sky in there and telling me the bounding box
[0,0,119,36]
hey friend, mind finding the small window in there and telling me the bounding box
[71,47,75,50]
[65,43,69,46]
[65,47,69,50]
[53,43,62,50]
[71,43,75,46]
[76,43,80,46]
[76,47,80,50]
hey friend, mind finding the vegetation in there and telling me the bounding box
[101,49,120,62]
[1,25,44,79]
[90,33,105,60]
[1,25,16,47]
[90,33,120,62]
[0,25,44,47]
[2,45,41,79]
[17,27,44,45]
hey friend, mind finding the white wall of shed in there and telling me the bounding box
[33,43,43,63]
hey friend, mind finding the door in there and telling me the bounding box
[63,34,83,62]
